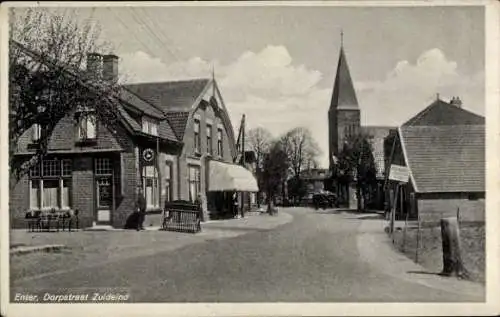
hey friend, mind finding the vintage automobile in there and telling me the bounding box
[312,191,338,209]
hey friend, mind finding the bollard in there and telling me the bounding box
[440,217,469,279]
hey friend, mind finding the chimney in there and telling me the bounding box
[450,96,462,108]
[86,53,103,81]
[103,54,119,84]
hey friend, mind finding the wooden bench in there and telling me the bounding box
[162,201,202,233]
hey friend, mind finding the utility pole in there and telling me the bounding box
[241,114,246,218]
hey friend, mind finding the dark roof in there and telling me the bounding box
[403,99,485,127]
[119,88,165,119]
[165,112,190,139]
[329,46,358,110]
[124,79,210,112]
[400,125,485,193]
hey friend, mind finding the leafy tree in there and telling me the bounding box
[335,132,377,211]
[9,8,121,188]
[247,127,273,207]
[262,141,290,214]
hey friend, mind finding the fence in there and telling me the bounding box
[391,207,485,282]
[25,209,80,232]
[162,201,202,234]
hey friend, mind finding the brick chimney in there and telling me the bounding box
[450,96,462,108]
[103,54,119,84]
[86,53,103,81]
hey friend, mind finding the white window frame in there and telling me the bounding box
[142,165,159,209]
[29,159,72,211]
[32,124,42,142]
[142,117,159,136]
[77,112,97,140]
[217,128,223,157]
[188,165,201,202]
[194,119,201,154]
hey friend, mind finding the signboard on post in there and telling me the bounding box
[388,164,409,241]
[389,164,409,183]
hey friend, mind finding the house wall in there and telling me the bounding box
[178,101,236,203]
[10,107,136,229]
[417,192,485,223]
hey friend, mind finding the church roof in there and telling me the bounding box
[329,46,359,110]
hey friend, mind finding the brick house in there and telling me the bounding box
[384,97,485,222]
[10,48,257,229]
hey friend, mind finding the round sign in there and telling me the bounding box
[143,148,154,162]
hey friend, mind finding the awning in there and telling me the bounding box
[208,160,259,192]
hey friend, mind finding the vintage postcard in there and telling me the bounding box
[1,1,499,316]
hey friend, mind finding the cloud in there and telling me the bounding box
[119,47,484,169]
[357,48,484,126]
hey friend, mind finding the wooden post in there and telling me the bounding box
[416,209,421,263]
[403,210,409,252]
[440,217,469,278]
[390,183,399,239]
[456,207,460,223]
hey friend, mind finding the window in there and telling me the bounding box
[142,117,159,136]
[188,165,201,202]
[217,128,223,157]
[194,119,201,154]
[95,158,113,175]
[142,165,159,208]
[29,159,72,210]
[206,124,213,155]
[165,162,172,203]
[32,124,42,142]
[77,111,97,140]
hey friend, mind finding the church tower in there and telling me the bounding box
[328,32,361,170]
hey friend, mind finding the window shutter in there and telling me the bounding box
[87,115,97,139]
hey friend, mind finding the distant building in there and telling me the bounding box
[384,97,485,222]
[327,37,393,209]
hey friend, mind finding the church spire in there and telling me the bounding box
[329,31,359,110]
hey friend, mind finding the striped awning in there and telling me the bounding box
[208,160,258,192]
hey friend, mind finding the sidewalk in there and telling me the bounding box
[355,214,485,300]
[10,211,294,283]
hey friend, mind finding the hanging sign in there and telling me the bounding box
[143,148,155,163]
[389,164,409,183]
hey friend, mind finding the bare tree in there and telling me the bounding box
[279,127,321,203]
[9,8,121,188]
[247,127,273,207]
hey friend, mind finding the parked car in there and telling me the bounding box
[312,191,338,209]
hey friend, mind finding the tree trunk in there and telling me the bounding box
[440,217,469,279]
[356,184,362,212]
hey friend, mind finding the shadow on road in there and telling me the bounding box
[344,214,385,220]
[407,270,443,277]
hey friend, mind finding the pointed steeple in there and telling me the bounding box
[330,32,359,110]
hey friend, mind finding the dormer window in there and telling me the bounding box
[32,123,42,143]
[142,117,159,136]
[76,107,97,142]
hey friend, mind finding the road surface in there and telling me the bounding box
[12,208,483,302]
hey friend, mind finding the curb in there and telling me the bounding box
[10,244,69,256]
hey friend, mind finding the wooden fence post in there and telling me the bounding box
[416,210,420,263]
[402,210,409,252]
[440,217,469,278]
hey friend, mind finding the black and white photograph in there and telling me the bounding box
[1,1,499,316]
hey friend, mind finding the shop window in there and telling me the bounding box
[29,159,73,210]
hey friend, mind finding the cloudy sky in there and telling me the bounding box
[14,4,485,168]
